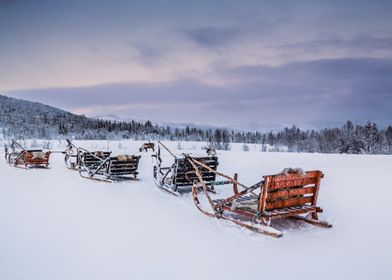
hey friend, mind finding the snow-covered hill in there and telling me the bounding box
[0,140,391,280]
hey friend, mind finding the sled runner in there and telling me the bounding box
[188,157,332,238]
[139,142,155,152]
[5,139,51,168]
[152,141,229,195]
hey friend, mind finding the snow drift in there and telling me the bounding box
[0,140,391,280]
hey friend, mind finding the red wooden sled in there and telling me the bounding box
[187,156,332,238]
[5,139,50,168]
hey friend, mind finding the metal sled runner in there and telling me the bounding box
[5,139,51,169]
[188,157,332,238]
[152,141,230,195]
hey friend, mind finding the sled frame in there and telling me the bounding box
[66,140,141,183]
[188,157,332,238]
[5,139,50,168]
[153,141,230,196]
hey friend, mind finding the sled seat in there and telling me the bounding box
[109,155,141,177]
[260,170,324,218]
[173,156,218,187]
[232,195,321,218]
[24,150,51,166]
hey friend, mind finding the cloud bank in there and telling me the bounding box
[1,0,392,126]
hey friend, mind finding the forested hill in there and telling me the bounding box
[1,95,391,154]
[0,95,169,140]
[0,94,229,141]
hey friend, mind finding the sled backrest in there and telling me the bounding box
[81,151,111,168]
[259,170,323,212]
[25,150,51,164]
[174,156,218,187]
[109,155,141,175]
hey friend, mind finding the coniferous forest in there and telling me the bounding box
[1,95,391,154]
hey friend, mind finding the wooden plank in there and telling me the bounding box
[267,186,316,201]
[264,207,317,218]
[175,171,216,177]
[111,168,138,172]
[265,196,313,210]
[258,176,270,212]
[264,172,318,184]
[111,169,138,173]
[84,159,105,163]
[25,158,49,162]
[234,194,258,202]
[111,166,138,170]
[233,173,238,194]
[176,172,216,177]
[111,163,139,167]
[175,169,216,175]
[25,152,50,165]
[267,177,318,190]
[264,170,321,182]
[175,174,216,179]
[111,171,138,175]
[110,160,139,164]
[176,164,218,170]
[312,172,322,206]
[175,177,216,184]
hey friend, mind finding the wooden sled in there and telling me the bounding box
[65,140,141,182]
[79,153,141,182]
[188,157,332,238]
[5,139,51,169]
[152,141,230,195]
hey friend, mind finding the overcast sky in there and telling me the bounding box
[1,0,391,128]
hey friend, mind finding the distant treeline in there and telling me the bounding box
[262,121,392,155]
[1,95,391,154]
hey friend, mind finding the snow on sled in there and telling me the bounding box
[187,157,332,238]
[152,141,231,195]
[64,139,141,182]
[4,139,51,169]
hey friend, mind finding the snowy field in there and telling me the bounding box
[0,139,391,280]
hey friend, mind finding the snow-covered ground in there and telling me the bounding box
[0,140,391,280]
